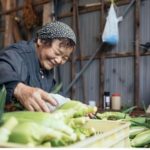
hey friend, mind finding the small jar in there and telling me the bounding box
[103,92,111,110]
[111,93,121,110]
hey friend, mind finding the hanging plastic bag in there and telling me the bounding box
[102,1,119,45]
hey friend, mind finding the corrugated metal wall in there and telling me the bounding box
[105,3,135,107]
[57,0,150,107]
[0,0,149,108]
[140,0,150,107]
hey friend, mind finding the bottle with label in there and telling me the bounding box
[103,92,110,110]
[111,93,121,110]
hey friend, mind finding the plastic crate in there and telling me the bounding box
[0,120,130,148]
[68,119,131,148]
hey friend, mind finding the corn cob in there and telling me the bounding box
[68,117,89,128]
[0,117,18,143]
[57,100,97,117]
[127,117,147,126]
[96,112,127,120]
[74,129,86,141]
[74,127,96,137]
[131,129,150,147]
[41,141,51,147]
[50,109,76,121]
[129,126,148,139]
[9,121,76,146]
[3,111,76,137]
[50,138,74,147]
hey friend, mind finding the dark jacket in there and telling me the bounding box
[0,40,55,103]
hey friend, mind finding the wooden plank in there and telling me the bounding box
[0,28,5,32]
[13,19,22,42]
[0,0,6,10]
[99,0,105,110]
[134,0,141,107]
[71,0,77,98]
[74,0,87,103]
[58,0,131,19]
[74,51,150,61]
[0,0,50,16]
[3,0,14,46]
[12,0,22,42]
[43,0,54,25]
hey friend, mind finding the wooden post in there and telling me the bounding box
[3,0,15,46]
[134,0,141,107]
[73,0,87,103]
[71,0,77,98]
[12,1,22,42]
[13,17,22,42]
[0,0,50,16]
[99,0,105,110]
[43,0,54,25]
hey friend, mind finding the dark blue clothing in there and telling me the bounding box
[0,40,55,103]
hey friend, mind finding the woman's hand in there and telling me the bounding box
[13,83,58,112]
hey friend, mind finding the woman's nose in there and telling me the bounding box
[55,56,62,64]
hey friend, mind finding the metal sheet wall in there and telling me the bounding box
[140,0,150,107]
[0,0,147,107]
[1,0,148,107]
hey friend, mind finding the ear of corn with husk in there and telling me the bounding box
[1,100,97,147]
[3,111,76,137]
[56,100,97,117]
[8,121,76,146]
[129,126,148,139]
[0,117,18,143]
[131,129,150,147]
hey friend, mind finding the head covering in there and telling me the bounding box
[37,21,76,44]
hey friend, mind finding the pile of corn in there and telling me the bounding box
[0,100,97,147]
[96,111,150,148]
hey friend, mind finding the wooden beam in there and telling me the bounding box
[43,0,54,25]
[0,0,50,16]
[75,50,150,61]
[13,18,22,42]
[58,0,131,19]
[3,0,15,46]
[0,28,5,32]
[76,0,87,104]
[99,0,105,109]
[71,0,77,98]
[134,0,141,107]
[12,1,22,42]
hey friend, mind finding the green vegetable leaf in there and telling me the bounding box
[0,85,7,123]
[51,82,63,94]
[122,106,137,114]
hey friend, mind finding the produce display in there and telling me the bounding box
[96,111,150,148]
[0,85,150,147]
[0,100,97,147]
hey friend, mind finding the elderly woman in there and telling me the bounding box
[0,21,76,112]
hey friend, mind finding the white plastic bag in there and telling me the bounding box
[102,2,119,45]
[46,94,70,112]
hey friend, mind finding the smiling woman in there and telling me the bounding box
[0,21,76,112]
[36,38,75,70]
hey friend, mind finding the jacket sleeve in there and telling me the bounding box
[0,50,28,103]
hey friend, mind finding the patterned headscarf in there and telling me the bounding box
[37,21,76,44]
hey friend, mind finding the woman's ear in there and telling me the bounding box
[37,39,43,47]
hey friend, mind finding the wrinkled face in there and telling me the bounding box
[36,39,74,70]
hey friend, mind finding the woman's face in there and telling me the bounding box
[36,39,74,70]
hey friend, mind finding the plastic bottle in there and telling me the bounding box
[103,92,111,110]
[111,93,121,110]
